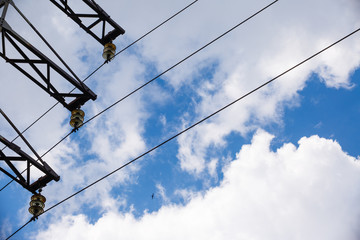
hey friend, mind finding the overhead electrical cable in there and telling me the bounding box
[6,21,360,240]
[0,0,199,191]
[1,0,199,152]
[82,0,279,125]
[5,218,34,240]
[1,0,276,192]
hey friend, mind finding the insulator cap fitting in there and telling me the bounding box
[29,193,46,217]
[70,109,85,128]
[102,42,116,61]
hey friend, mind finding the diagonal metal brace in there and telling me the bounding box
[49,0,125,45]
[0,0,97,111]
[0,135,60,193]
[0,109,60,193]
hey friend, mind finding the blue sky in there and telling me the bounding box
[1,0,360,239]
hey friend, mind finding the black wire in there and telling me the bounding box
[0,103,60,153]
[111,0,199,60]
[5,217,34,240]
[43,25,360,214]
[0,0,199,192]
[0,0,274,192]
[83,0,279,125]
[4,2,282,238]
[1,0,198,153]
[7,21,360,240]
[14,0,279,164]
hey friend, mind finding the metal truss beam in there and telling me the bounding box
[0,109,60,194]
[0,0,97,111]
[49,0,125,45]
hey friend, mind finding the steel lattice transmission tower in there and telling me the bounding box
[0,0,125,194]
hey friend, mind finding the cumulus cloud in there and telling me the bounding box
[173,0,360,175]
[1,0,360,238]
[34,131,360,240]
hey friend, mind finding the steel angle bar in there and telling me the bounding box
[49,0,125,45]
[0,1,97,111]
[0,109,60,193]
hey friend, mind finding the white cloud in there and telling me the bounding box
[159,115,167,126]
[0,218,12,240]
[173,0,360,174]
[155,183,170,205]
[34,131,360,240]
[207,158,218,177]
[2,0,360,238]
[174,188,200,204]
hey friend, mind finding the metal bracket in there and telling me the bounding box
[0,109,60,194]
[0,0,97,111]
[49,0,125,45]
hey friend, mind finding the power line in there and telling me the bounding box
[1,0,276,192]
[7,21,360,240]
[43,25,360,214]
[0,0,199,192]
[83,0,279,125]
[1,0,199,153]
[5,218,34,240]
[4,1,280,238]
[0,0,199,150]
[111,0,199,60]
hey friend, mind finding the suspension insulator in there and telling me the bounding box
[28,193,46,217]
[102,42,116,61]
[70,109,85,128]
